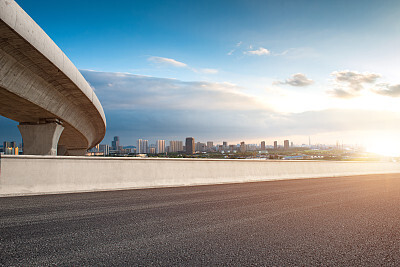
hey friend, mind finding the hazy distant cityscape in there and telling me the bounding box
[2,135,394,161]
[82,136,382,161]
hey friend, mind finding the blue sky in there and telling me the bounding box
[3,0,400,149]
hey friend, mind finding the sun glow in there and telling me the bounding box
[365,136,400,157]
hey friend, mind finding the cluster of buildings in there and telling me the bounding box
[0,141,21,155]
[1,137,359,159]
[88,136,296,156]
[1,136,298,157]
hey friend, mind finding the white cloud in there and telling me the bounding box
[331,70,381,91]
[245,47,270,56]
[373,83,400,97]
[277,73,314,87]
[148,56,188,68]
[328,70,381,98]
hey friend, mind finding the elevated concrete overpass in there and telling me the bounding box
[0,0,106,155]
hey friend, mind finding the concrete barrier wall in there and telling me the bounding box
[1,155,400,196]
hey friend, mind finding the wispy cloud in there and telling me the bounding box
[276,73,314,87]
[199,68,219,74]
[148,56,218,75]
[245,47,270,56]
[148,56,188,68]
[227,41,243,55]
[271,47,319,58]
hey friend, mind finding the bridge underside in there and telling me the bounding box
[0,2,106,156]
[0,86,88,155]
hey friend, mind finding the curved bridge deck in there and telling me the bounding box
[0,0,106,155]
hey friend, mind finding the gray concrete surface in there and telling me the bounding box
[2,154,400,196]
[0,0,106,154]
[1,173,400,266]
[18,122,64,155]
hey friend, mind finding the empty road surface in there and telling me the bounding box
[2,173,400,266]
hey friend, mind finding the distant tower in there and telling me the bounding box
[240,141,246,153]
[229,144,235,152]
[284,140,289,150]
[111,136,120,150]
[137,139,148,154]
[274,141,278,150]
[136,139,142,154]
[99,144,110,156]
[223,141,228,148]
[207,141,214,152]
[169,140,183,152]
[186,137,195,155]
[142,140,148,153]
[156,140,165,154]
[261,141,266,151]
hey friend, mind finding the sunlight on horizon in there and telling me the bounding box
[365,135,400,157]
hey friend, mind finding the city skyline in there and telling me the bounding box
[102,135,348,151]
[1,0,400,155]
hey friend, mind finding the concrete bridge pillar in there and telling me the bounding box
[18,120,64,156]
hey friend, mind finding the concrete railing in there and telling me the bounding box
[1,155,400,196]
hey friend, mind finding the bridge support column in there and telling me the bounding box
[18,120,64,156]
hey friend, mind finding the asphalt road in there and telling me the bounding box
[2,174,400,266]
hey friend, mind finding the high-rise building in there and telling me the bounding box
[149,147,156,154]
[261,141,266,151]
[137,139,142,154]
[99,144,110,156]
[223,141,228,148]
[111,136,120,150]
[274,141,278,150]
[169,141,183,152]
[206,141,214,152]
[218,145,223,152]
[156,140,165,154]
[284,140,289,150]
[3,141,16,149]
[240,141,246,153]
[137,139,149,154]
[229,144,235,152]
[143,140,148,153]
[3,141,18,155]
[195,142,206,152]
[186,137,195,155]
